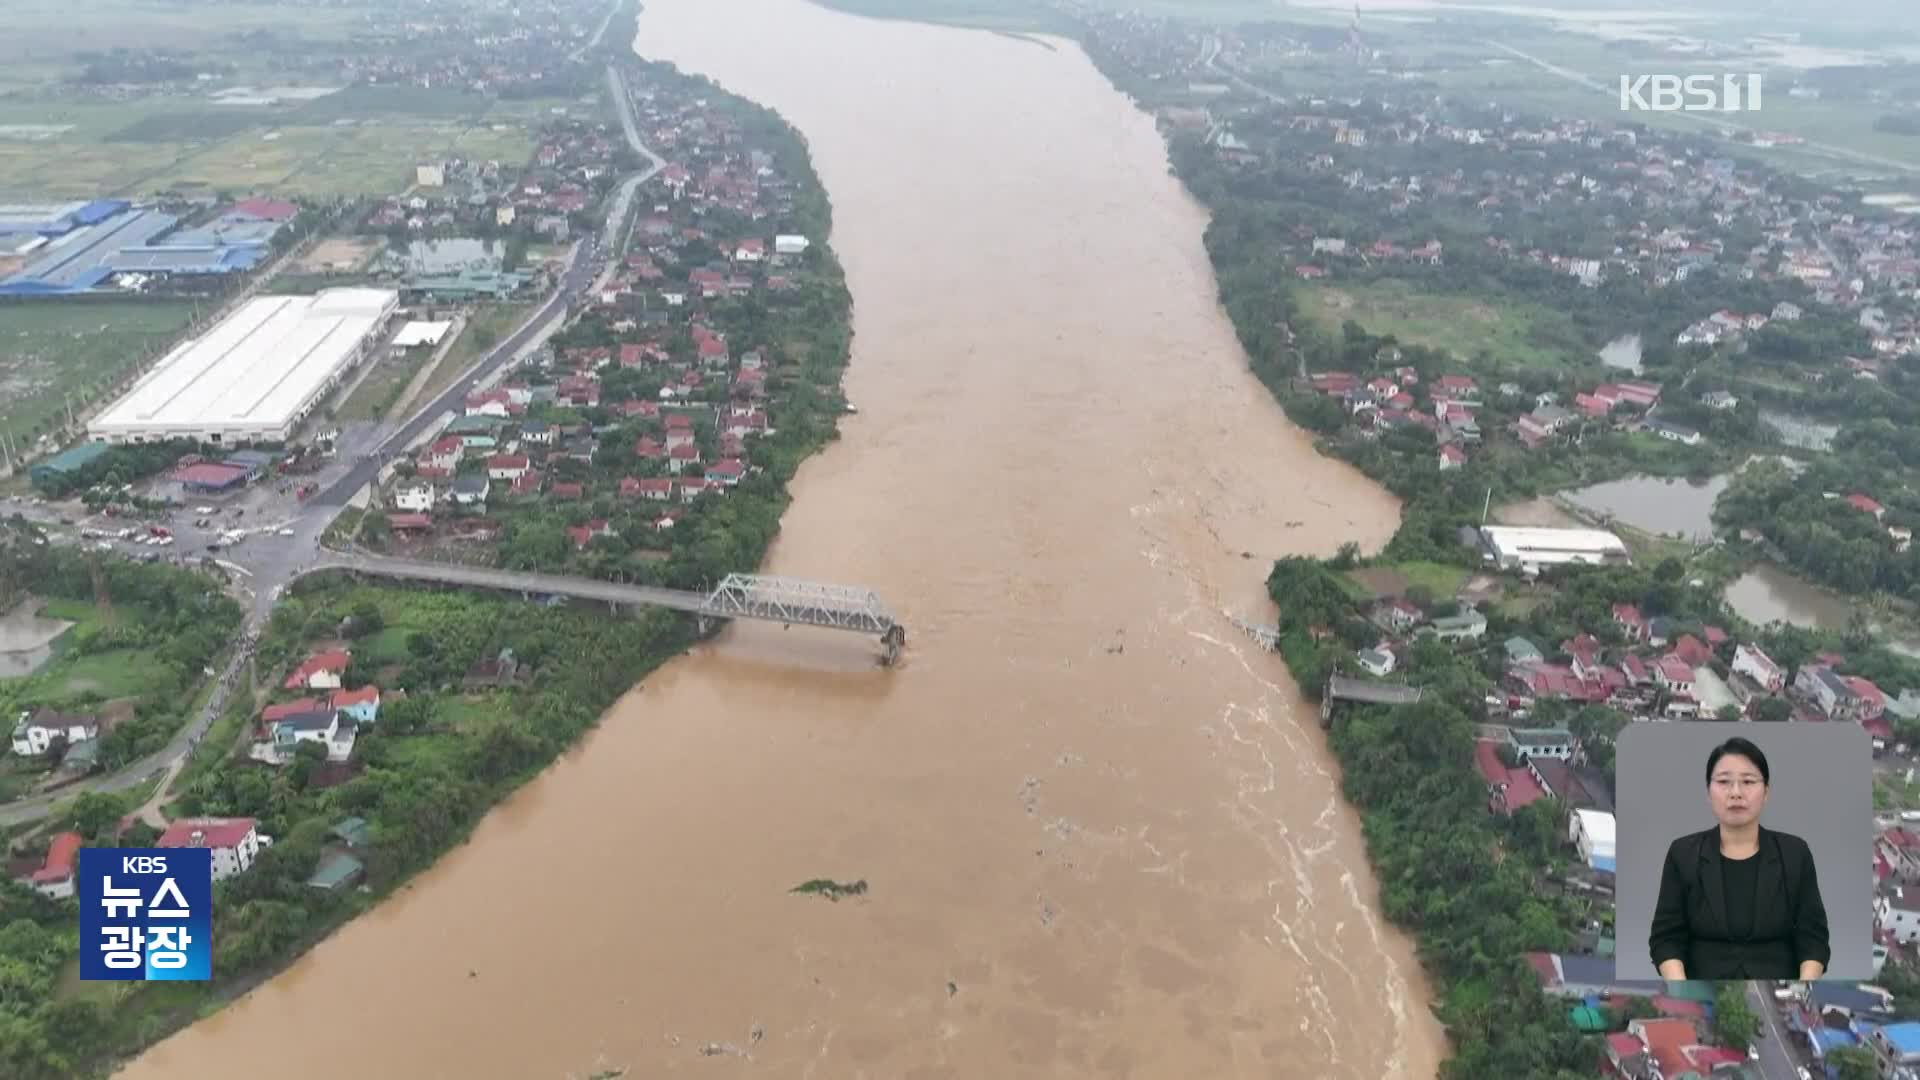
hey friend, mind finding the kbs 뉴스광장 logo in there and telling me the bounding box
[78,849,212,981]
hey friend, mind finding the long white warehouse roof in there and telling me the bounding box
[91,288,397,440]
[1481,525,1629,557]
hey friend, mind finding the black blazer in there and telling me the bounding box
[1648,824,1831,980]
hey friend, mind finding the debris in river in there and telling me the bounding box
[790,878,868,901]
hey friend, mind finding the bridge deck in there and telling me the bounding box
[316,555,899,637]
[1325,675,1424,706]
[321,553,709,612]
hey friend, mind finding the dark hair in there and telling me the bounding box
[1705,737,1770,786]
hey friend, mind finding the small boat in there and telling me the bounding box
[844,402,860,415]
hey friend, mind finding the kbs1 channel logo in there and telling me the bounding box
[1619,73,1764,114]
[78,849,213,982]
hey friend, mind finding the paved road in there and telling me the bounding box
[1747,982,1803,1080]
[0,63,669,827]
[309,65,664,512]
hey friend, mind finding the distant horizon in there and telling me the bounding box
[1277,0,1920,39]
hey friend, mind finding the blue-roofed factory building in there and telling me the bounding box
[0,198,291,295]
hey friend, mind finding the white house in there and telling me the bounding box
[1571,808,1616,873]
[1356,647,1396,677]
[485,454,530,481]
[1732,643,1785,693]
[450,473,491,505]
[392,483,435,513]
[159,818,269,881]
[416,163,445,187]
[1881,888,1920,944]
[282,649,350,691]
[1645,419,1703,446]
[1507,727,1574,761]
[252,709,356,765]
[11,708,99,757]
[774,235,810,256]
[1655,654,1696,694]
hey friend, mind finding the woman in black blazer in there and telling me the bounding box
[1649,736,1831,981]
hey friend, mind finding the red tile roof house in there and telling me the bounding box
[622,476,674,501]
[1847,493,1888,520]
[423,437,464,471]
[1612,603,1648,642]
[549,481,585,501]
[668,443,702,474]
[1474,739,1545,813]
[510,470,544,498]
[705,459,746,487]
[1612,380,1662,408]
[485,453,531,481]
[567,519,614,549]
[284,649,350,690]
[1310,372,1359,395]
[1626,1016,1722,1080]
[1563,633,1604,678]
[1672,633,1715,668]
[26,831,82,899]
[158,817,266,880]
[1654,654,1695,693]
[260,698,322,736]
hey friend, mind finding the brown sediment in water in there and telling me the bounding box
[121,1,1440,1076]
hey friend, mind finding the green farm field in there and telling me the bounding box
[0,300,196,439]
[1294,279,1590,370]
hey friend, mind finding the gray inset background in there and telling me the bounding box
[1613,723,1873,980]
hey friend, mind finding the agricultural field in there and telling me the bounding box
[1391,27,1920,175]
[0,0,557,198]
[0,300,196,439]
[1294,280,1590,370]
[0,0,377,92]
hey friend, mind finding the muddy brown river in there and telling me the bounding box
[123,1,1436,1076]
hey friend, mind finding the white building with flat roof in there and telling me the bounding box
[1480,525,1631,570]
[90,288,398,445]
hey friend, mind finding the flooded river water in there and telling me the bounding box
[123,1,1434,1076]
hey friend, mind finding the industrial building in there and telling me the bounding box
[0,198,293,295]
[27,441,111,490]
[1480,525,1631,570]
[90,288,399,445]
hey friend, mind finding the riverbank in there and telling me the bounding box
[22,32,859,1080]
[115,0,1436,1076]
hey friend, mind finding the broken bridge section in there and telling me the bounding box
[698,573,906,664]
[1320,674,1424,729]
[309,555,907,664]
